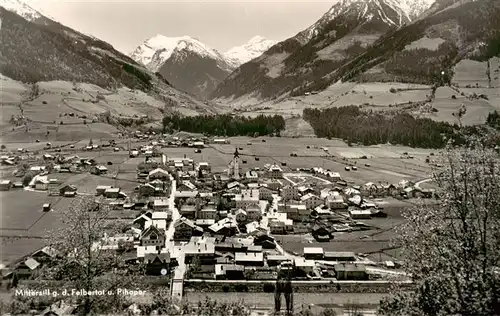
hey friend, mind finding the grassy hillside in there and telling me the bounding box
[301,0,500,94]
[0,7,163,90]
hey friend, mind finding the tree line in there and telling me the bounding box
[302,106,500,149]
[162,114,286,137]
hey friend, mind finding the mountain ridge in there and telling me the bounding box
[211,0,419,101]
[0,4,214,119]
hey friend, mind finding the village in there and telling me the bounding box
[0,133,440,313]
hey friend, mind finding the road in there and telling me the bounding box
[163,179,187,300]
[414,178,433,189]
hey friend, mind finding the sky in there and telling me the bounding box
[27,0,334,54]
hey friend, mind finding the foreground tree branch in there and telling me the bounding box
[380,138,500,316]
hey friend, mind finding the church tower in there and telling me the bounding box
[227,148,240,180]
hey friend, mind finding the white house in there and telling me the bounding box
[300,193,323,209]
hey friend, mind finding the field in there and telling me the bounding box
[280,198,425,262]
[0,77,212,143]
[451,59,490,88]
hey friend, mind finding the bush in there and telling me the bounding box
[389,88,397,93]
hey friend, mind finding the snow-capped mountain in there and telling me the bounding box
[296,0,435,43]
[0,0,41,21]
[130,35,235,99]
[224,36,277,67]
[130,35,233,73]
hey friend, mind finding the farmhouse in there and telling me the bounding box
[267,164,283,179]
[184,237,216,264]
[31,246,59,264]
[96,185,112,196]
[140,225,166,248]
[137,184,156,197]
[104,187,121,199]
[198,207,217,220]
[300,193,323,209]
[59,184,77,197]
[148,168,170,181]
[180,204,197,219]
[324,251,356,262]
[152,199,169,211]
[215,264,245,280]
[173,217,203,241]
[235,252,264,267]
[151,211,171,229]
[193,141,205,148]
[325,192,346,209]
[266,255,290,266]
[91,165,108,175]
[14,257,40,279]
[294,258,315,274]
[349,209,372,220]
[197,162,211,172]
[144,252,171,275]
[213,139,229,144]
[304,247,324,260]
[34,178,49,191]
[334,263,368,280]
[0,180,12,191]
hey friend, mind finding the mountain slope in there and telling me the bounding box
[0,5,213,116]
[224,36,277,67]
[0,0,41,21]
[130,35,234,99]
[301,0,500,93]
[295,0,434,43]
[211,0,414,101]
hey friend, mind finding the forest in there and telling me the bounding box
[162,114,286,137]
[303,106,469,148]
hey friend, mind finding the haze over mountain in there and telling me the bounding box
[130,34,276,99]
[211,0,499,102]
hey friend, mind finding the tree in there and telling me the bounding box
[379,137,500,316]
[43,196,140,314]
[22,171,35,186]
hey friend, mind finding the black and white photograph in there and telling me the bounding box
[0,0,499,315]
